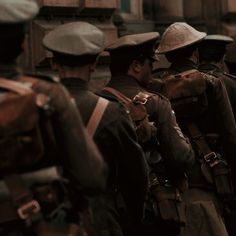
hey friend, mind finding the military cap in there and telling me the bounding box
[203,34,233,43]
[0,0,39,24]
[157,22,206,54]
[106,32,159,51]
[106,32,160,62]
[225,34,236,63]
[199,34,234,57]
[43,22,105,56]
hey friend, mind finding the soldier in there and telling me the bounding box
[156,22,236,236]
[0,0,106,235]
[198,34,236,118]
[43,21,148,236]
[103,32,195,236]
[198,33,236,236]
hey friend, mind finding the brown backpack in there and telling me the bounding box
[161,69,208,119]
[0,77,53,174]
[161,70,234,197]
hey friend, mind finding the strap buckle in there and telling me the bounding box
[17,200,41,220]
[204,152,220,167]
[133,92,149,105]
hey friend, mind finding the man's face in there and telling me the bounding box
[139,57,154,87]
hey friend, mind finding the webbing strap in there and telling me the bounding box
[176,69,198,77]
[186,122,220,167]
[87,97,109,138]
[103,86,154,105]
[186,122,211,156]
[0,78,32,95]
[103,87,131,104]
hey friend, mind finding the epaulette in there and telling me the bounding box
[25,72,59,83]
[223,72,236,81]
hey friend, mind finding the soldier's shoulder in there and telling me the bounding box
[198,71,218,84]
[24,72,59,84]
[96,91,120,103]
[152,67,169,79]
[145,88,169,102]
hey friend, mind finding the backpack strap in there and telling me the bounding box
[186,122,213,159]
[103,87,132,104]
[176,69,198,77]
[0,78,33,95]
[103,87,154,105]
[87,97,109,138]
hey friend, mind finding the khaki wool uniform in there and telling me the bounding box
[0,1,106,235]
[157,22,236,236]
[198,34,236,119]
[43,21,149,236]
[105,32,195,236]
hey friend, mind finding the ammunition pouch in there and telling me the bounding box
[149,173,186,227]
[201,152,234,198]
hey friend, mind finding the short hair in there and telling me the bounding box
[198,41,226,63]
[165,44,198,63]
[109,42,155,76]
[52,52,98,68]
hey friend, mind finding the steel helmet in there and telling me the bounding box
[157,22,206,54]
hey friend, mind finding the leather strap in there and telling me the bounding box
[186,121,219,167]
[0,78,32,95]
[103,87,131,104]
[87,97,109,138]
[103,86,154,105]
[176,69,198,77]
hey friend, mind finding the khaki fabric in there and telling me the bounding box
[181,189,228,236]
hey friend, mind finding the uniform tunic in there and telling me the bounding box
[0,64,107,235]
[167,59,236,236]
[61,77,148,236]
[199,62,236,119]
[104,74,195,236]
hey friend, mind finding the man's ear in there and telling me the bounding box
[21,35,26,51]
[130,59,142,73]
[50,58,59,70]
[192,48,199,64]
[89,56,99,72]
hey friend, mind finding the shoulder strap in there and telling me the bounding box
[176,69,198,77]
[186,121,219,167]
[103,87,154,105]
[0,78,33,95]
[103,87,131,104]
[87,97,109,138]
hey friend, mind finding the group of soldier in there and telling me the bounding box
[1,0,236,236]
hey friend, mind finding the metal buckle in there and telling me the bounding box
[204,152,219,167]
[17,200,41,220]
[133,93,149,105]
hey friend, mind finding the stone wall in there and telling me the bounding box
[22,0,236,85]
